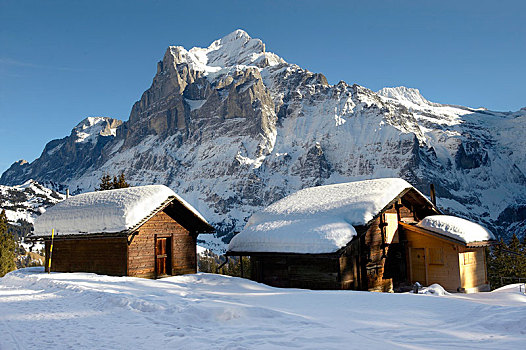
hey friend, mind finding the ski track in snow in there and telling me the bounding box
[0,268,525,349]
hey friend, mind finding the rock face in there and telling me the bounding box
[2,30,526,249]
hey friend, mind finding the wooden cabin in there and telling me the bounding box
[227,178,495,293]
[31,185,214,278]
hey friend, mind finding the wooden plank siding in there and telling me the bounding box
[401,225,462,291]
[127,210,197,278]
[358,204,408,292]
[251,255,341,290]
[458,247,489,292]
[44,237,128,276]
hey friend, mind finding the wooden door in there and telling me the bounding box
[155,237,171,277]
[410,248,426,284]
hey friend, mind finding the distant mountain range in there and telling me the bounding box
[2,30,525,250]
[0,180,64,238]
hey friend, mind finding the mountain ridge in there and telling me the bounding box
[2,30,525,250]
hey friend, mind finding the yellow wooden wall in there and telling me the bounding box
[458,247,487,290]
[404,229,462,291]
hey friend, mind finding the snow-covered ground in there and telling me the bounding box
[1,268,525,349]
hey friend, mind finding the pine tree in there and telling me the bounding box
[488,239,508,288]
[112,172,129,189]
[96,172,130,191]
[507,234,526,275]
[0,210,16,277]
[198,255,218,273]
[96,174,113,191]
[488,235,526,289]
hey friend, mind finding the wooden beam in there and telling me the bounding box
[430,183,436,206]
[399,222,466,246]
[424,248,429,286]
[400,222,494,247]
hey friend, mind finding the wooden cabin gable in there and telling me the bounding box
[44,208,199,278]
[127,209,197,278]
[338,190,440,292]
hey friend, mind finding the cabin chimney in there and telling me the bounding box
[66,189,70,199]
[430,184,436,206]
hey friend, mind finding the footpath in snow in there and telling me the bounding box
[1,268,525,349]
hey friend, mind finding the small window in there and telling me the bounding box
[428,248,444,265]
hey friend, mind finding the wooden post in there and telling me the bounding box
[380,214,387,259]
[216,256,229,274]
[240,256,244,278]
[48,229,55,274]
[430,184,436,206]
[424,248,429,286]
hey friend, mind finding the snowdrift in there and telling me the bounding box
[1,268,525,349]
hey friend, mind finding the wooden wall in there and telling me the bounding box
[339,241,360,290]
[337,193,437,292]
[251,255,341,290]
[44,237,127,276]
[363,209,397,292]
[458,247,488,292]
[127,210,197,278]
[402,227,462,291]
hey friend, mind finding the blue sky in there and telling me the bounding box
[1,0,525,175]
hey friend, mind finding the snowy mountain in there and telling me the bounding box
[0,180,65,225]
[2,30,525,249]
[1,117,122,190]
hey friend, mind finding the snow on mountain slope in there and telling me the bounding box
[1,30,525,251]
[183,29,285,71]
[1,268,525,349]
[0,180,64,224]
[377,86,439,107]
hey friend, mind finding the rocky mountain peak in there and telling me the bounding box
[202,29,266,67]
[160,29,285,79]
[211,29,252,47]
[72,117,122,144]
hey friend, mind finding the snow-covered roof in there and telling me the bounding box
[228,178,426,254]
[417,215,495,244]
[33,185,211,237]
[229,216,358,254]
